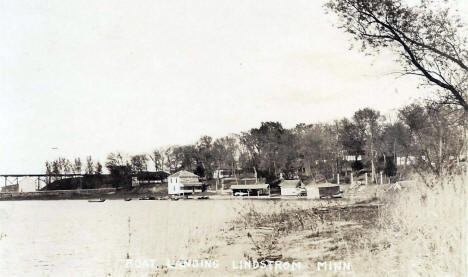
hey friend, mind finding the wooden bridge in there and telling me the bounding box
[0,174,85,191]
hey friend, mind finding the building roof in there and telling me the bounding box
[279,179,301,188]
[231,184,269,190]
[169,170,199,178]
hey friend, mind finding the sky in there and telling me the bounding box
[1,0,466,173]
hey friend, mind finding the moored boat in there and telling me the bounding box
[88,198,105,202]
[139,196,156,200]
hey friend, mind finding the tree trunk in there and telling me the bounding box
[439,126,443,176]
[253,167,257,183]
[465,110,468,184]
[371,141,375,183]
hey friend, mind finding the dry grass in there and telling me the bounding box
[353,175,467,277]
[223,175,467,276]
[151,175,466,276]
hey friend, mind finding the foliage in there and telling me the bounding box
[44,104,465,183]
[325,0,468,110]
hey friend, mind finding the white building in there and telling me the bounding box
[167,170,203,196]
[18,177,38,192]
[279,180,304,196]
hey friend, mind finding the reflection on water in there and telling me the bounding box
[0,200,237,276]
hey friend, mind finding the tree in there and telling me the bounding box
[399,103,465,175]
[105,152,128,172]
[45,161,52,175]
[296,123,339,180]
[339,118,364,157]
[195,136,214,178]
[85,156,94,174]
[326,0,468,179]
[326,0,467,109]
[378,121,412,174]
[95,162,103,175]
[353,108,383,182]
[212,135,239,171]
[73,158,82,174]
[240,122,296,181]
[149,149,165,171]
[130,154,148,173]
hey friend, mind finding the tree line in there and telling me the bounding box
[45,156,103,175]
[44,102,466,183]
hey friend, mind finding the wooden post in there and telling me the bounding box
[350,173,353,184]
[337,174,340,185]
[365,173,368,185]
[380,172,383,185]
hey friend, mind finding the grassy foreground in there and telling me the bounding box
[153,176,466,277]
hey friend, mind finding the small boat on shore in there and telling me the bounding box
[124,198,132,201]
[197,196,209,200]
[139,196,156,200]
[170,197,180,201]
[88,198,105,202]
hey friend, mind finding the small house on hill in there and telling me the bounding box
[304,182,341,199]
[167,170,203,196]
[279,179,304,196]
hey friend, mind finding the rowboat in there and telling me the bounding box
[88,198,105,202]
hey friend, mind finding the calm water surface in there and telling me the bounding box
[0,200,239,276]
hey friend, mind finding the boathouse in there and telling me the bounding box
[305,183,341,199]
[167,170,203,196]
[231,183,270,197]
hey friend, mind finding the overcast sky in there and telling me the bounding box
[1,0,467,173]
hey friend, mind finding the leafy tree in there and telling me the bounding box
[338,118,363,157]
[85,156,94,174]
[240,122,296,181]
[399,103,465,175]
[195,136,214,178]
[130,154,148,173]
[326,0,468,179]
[352,108,383,182]
[326,0,467,109]
[95,162,103,175]
[73,158,82,174]
[149,149,165,171]
[105,152,128,172]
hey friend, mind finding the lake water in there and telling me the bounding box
[0,200,240,277]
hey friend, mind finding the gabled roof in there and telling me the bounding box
[169,170,199,178]
[279,179,302,188]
